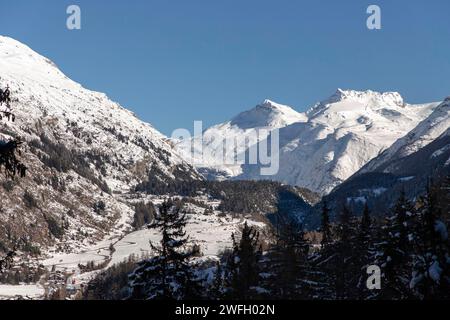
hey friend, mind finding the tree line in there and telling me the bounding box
[85,176,449,300]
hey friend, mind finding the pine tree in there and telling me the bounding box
[320,199,332,249]
[224,222,262,299]
[410,182,450,299]
[360,202,371,235]
[269,217,311,299]
[377,190,414,299]
[355,203,376,299]
[308,202,340,299]
[333,204,358,299]
[210,261,224,300]
[128,200,202,299]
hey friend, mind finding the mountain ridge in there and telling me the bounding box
[0,35,201,253]
[176,89,441,194]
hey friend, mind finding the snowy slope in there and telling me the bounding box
[231,99,308,129]
[175,99,307,178]
[34,195,269,298]
[267,89,439,193]
[43,199,267,271]
[178,88,440,194]
[0,35,200,251]
[320,98,449,219]
[359,97,450,173]
[0,36,198,190]
[322,126,450,220]
[0,284,45,299]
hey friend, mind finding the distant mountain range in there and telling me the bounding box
[175,88,446,195]
[323,98,450,218]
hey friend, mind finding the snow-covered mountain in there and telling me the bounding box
[0,36,200,251]
[270,89,439,194]
[230,99,308,129]
[359,97,450,174]
[322,128,449,220]
[308,98,449,223]
[177,89,440,194]
[175,99,307,179]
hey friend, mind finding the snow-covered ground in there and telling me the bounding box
[0,196,268,299]
[110,211,266,265]
[33,198,268,294]
[0,284,45,299]
[42,210,265,272]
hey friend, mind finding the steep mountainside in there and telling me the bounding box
[321,98,450,218]
[175,99,307,179]
[0,36,200,253]
[359,97,450,173]
[177,88,440,194]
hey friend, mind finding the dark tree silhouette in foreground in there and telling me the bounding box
[410,182,450,299]
[377,190,414,299]
[0,86,26,178]
[320,199,332,249]
[128,200,201,299]
[268,215,310,299]
[0,86,27,273]
[224,222,262,299]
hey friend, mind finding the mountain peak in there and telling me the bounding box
[325,89,404,106]
[229,99,307,129]
[261,98,278,106]
[0,35,73,87]
[306,89,405,117]
[258,98,295,112]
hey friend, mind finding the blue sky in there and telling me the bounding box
[1,0,449,135]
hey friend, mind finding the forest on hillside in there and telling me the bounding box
[85,176,450,300]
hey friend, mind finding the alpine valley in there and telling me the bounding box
[0,36,448,300]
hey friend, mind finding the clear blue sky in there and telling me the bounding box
[1,0,449,135]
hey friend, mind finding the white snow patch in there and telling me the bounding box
[0,284,45,299]
[399,176,414,182]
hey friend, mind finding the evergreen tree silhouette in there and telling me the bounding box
[268,216,311,299]
[128,200,202,299]
[410,182,450,299]
[0,86,27,273]
[210,261,224,300]
[333,204,357,299]
[0,86,26,179]
[320,199,332,249]
[355,202,376,299]
[377,190,414,299]
[225,222,262,299]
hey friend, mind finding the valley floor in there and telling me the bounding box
[0,195,268,299]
